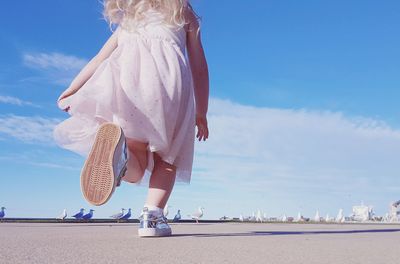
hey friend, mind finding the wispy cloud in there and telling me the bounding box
[27,161,80,171]
[2,98,400,216]
[22,52,88,86]
[23,52,87,71]
[0,95,41,108]
[0,114,62,144]
[0,154,80,171]
[189,98,400,216]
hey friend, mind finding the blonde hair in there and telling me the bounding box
[101,0,201,32]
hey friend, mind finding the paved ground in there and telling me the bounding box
[1,222,400,264]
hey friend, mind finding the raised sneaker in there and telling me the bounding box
[80,122,129,206]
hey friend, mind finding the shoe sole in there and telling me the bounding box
[80,122,125,206]
[138,228,172,237]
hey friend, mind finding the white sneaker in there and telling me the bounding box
[138,207,172,237]
[80,122,128,206]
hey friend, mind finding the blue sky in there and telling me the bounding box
[1,0,400,219]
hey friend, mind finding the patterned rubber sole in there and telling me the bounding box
[80,122,122,206]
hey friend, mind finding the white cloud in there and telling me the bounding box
[0,95,41,107]
[22,52,88,86]
[2,98,400,217]
[0,114,62,144]
[23,52,87,71]
[188,98,400,217]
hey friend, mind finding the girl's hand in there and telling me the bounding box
[57,91,74,112]
[57,98,70,112]
[196,114,209,141]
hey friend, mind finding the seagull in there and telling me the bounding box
[57,209,67,220]
[120,208,132,220]
[336,209,345,223]
[72,208,85,219]
[256,209,263,222]
[188,207,204,223]
[239,214,244,222]
[295,212,302,222]
[325,214,332,222]
[314,210,321,222]
[281,214,288,222]
[263,212,268,222]
[0,207,6,219]
[82,209,95,220]
[249,212,256,222]
[163,204,171,218]
[173,210,181,222]
[110,208,125,219]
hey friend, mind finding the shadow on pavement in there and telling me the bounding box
[172,228,400,238]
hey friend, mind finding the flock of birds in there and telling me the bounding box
[236,209,347,223]
[0,206,342,223]
[3,205,397,223]
[54,205,205,222]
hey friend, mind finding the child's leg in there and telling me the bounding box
[123,138,148,183]
[144,153,177,209]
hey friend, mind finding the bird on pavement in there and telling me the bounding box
[239,214,244,222]
[121,208,132,220]
[110,208,125,219]
[82,209,95,220]
[72,208,85,219]
[57,209,67,220]
[0,207,6,219]
[173,210,181,222]
[188,207,204,223]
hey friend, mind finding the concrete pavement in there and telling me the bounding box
[1,222,399,263]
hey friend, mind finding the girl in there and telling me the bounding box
[53,0,209,237]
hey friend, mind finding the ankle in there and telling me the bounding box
[143,204,163,217]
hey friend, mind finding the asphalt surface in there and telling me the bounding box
[1,222,400,264]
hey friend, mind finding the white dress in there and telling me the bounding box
[53,9,196,184]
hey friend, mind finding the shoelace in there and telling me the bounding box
[139,213,168,225]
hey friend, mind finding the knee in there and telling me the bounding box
[122,165,145,183]
[154,153,176,174]
[126,138,148,152]
[122,176,142,184]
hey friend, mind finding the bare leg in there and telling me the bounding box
[144,153,177,209]
[122,138,148,183]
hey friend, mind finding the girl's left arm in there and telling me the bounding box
[57,27,121,103]
[185,6,210,141]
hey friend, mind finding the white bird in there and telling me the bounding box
[325,214,331,222]
[263,212,268,222]
[163,204,171,218]
[249,212,256,222]
[188,207,204,223]
[314,210,321,222]
[336,209,345,223]
[281,214,288,222]
[256,209,263,222]
[57,209,67,220]
[110,208,125,219]
[296,212,302,222]
[173,210,181,222]
[121,208,132,220]
[0,207,6,219]
[72,208,85,219]
[239,214,244,222]
[82,209,95,220]
[383,213,390,223]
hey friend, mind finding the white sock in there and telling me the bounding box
[143,204,163,217]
